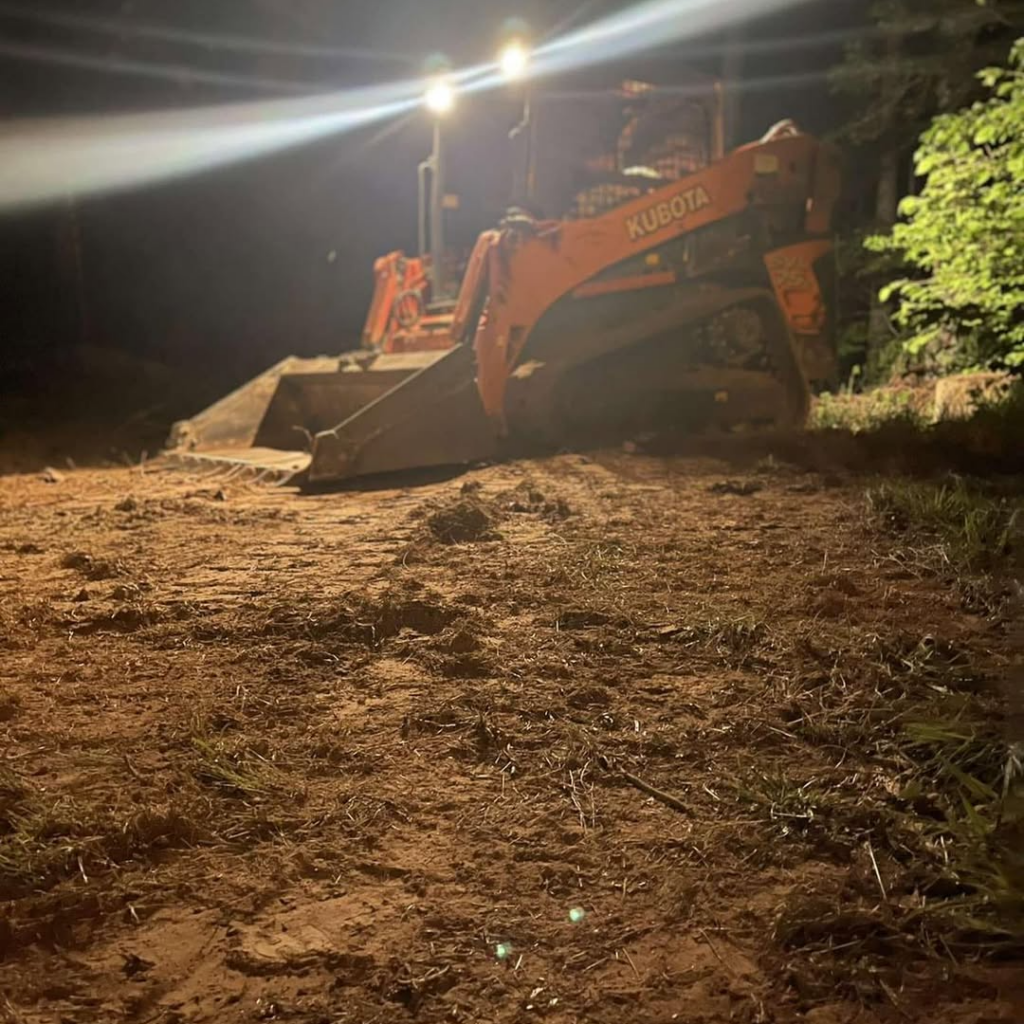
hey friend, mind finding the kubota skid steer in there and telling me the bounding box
[167,78,840,486]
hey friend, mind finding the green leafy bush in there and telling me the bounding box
[868,39,1024,369]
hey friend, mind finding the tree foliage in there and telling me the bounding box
[827,0,1022,379]
[831,0,1015,140]
[831,0,1022,145]
[867,39,1024,369]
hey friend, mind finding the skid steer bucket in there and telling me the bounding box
[306,343,498,484]
[166,350,462,483]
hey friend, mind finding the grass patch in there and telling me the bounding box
[811,388,930,433]
[547,540,635,588]
[658,614,771,668]
[0,790,206,900]
[734,769,842,840]
[898,715,1024,928]
[803,381,1024,480]
[770,641,1024,977]
[851,471,1024,965]
[190,736,277,797]
[867,477,1022,576]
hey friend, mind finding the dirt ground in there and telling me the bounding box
[0,449,1020,1023]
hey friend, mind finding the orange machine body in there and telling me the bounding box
[465,130,840,424]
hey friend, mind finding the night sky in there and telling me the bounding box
[0,0,867,397]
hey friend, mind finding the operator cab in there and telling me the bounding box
[512,73,725,221]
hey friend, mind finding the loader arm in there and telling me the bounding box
[362,252,406,350]
[362,252,433,352]
[471,131,840,424]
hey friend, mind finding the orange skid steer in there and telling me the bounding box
[167,82,840,486]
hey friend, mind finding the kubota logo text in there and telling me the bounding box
[626,185,712,242]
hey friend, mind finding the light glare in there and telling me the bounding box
[0,83,418,211]
[424,80,455,115]
[499,41,530,81]
[0,0,808,211]
[533,0,800,78]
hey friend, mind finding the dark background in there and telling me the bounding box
[0,0,866,404]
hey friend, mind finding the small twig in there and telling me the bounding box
[879,979,911,1020]
[621,948,640,981]
[1,994,27,1024]
[410,964,449,986]
[698,928,735,976]
[621,766,691,815]
[866,839,888,901]
[596,753,689,814]
[568,770,588,831]
[124,754,145,781]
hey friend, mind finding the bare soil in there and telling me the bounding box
[0,450,1020,1023]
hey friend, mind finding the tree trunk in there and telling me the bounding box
[868,144,900,369]
[54,199,91,348]
[867,22,903,376]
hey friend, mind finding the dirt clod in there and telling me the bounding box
[10,542,43,555]
[59,551,124,580]
[708,479,764,496]
[556,608,613,629]
[424,497,499,544]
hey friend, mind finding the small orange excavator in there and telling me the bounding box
[168,75,840,485]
